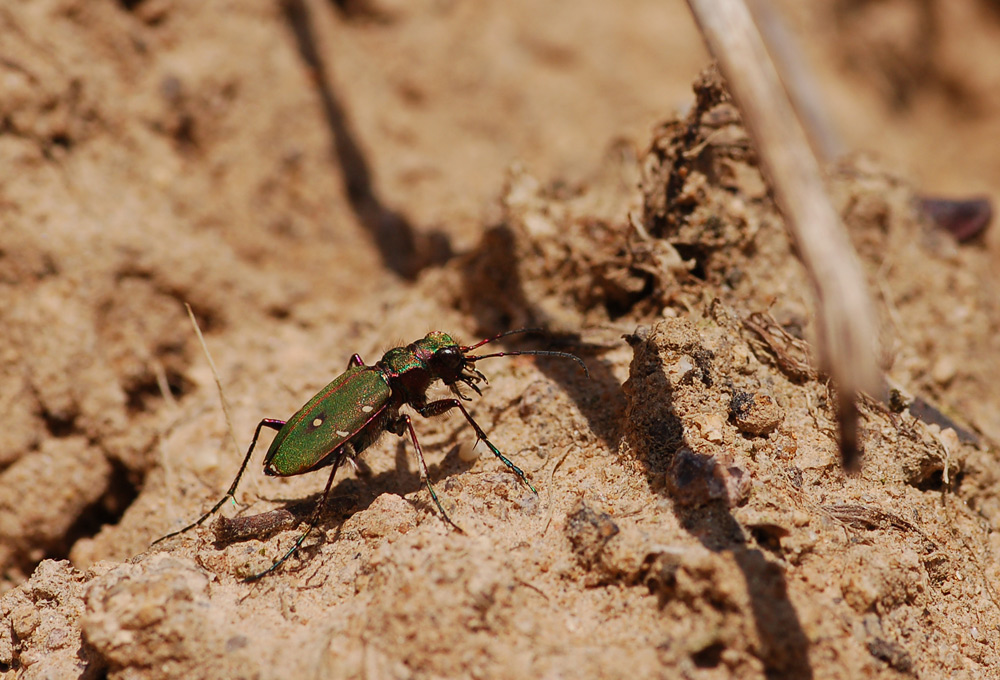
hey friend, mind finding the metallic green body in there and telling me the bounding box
[263,365,391,476]
[381,332,456,375]
[155,328,586,581]
[379,347,423,375]
[262,332,459,478]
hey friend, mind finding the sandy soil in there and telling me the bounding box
[3,0,1000,678]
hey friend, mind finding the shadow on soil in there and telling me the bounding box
[283,0,452,280]
[456,223,811,675]
[624,334,813,679]
[458,225,625,453]
[209,440,477,555]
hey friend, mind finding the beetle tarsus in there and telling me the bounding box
[152,418,286,546]
[417,398,538,495]
[244,447,350,582]
[394,414,463,533]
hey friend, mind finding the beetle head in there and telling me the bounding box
[426,343,486,401]
[419,329,588,401]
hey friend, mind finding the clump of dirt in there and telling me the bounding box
[4,2,1000,679]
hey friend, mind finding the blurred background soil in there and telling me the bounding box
[2,0,1000,678]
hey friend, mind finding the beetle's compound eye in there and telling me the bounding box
[430,345,466,381]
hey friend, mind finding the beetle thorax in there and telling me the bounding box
[377,333,472,405]
[377,345,436,406]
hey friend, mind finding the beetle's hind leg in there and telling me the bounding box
[388,414,463,533]
[153,418,285,545]
[244,445,352,582]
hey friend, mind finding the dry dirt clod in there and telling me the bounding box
[0,560,91,678]
[729,391,783,436]
[620,317,751,508]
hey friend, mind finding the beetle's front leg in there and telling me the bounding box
[416,399,536,494]
[244,444,353,582]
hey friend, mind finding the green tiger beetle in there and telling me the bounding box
[154,329,587,580]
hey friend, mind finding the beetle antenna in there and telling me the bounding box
[467,349,589,377]
[461,328,543,352]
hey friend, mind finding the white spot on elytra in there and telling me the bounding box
[361,405,374,413]
[337,430,351,437]
[312,417,323,428]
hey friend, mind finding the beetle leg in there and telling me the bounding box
[417,399,537,494]
[153,418,286,545]
[244,446,352,582]
[347,353,365,369]
[449,382,474,401]
[389,414,463,533]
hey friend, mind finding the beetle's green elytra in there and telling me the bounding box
[263,365,390,477]
[153,329,588,580]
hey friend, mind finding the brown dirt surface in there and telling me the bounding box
[3,1,1000,678]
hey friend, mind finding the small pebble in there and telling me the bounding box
[730,391,783,435]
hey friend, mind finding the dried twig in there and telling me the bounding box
[747,0,843,162]
[823,503,937,552]
[742,311,817,382]
[685,0,881,468]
